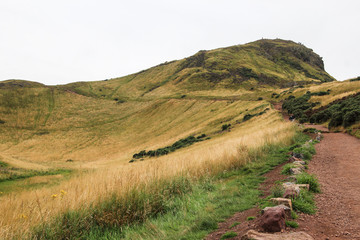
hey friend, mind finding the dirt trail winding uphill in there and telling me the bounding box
[206,115,360,239]
[298,125,360,239]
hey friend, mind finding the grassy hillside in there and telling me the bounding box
[60,39,335,100]
[0,39,346,239]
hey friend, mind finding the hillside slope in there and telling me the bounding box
[60,39,335,100]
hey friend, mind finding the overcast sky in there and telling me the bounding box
[0,0,359,85]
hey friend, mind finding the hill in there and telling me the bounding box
[1,39,355,239]
[60,39,335,100]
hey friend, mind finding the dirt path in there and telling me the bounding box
[206,118,360,239]
[297,125,360,239]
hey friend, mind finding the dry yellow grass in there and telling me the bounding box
[0,108,295,239]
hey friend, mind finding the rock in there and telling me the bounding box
[262,205,291,219]
[283,188,299,199]
[270,198,292,210]
[297,184,310,191]
[292,163,305,170]
[282,182,300,196]
[290,167,303,175]
[293,160,306,165]
[289,156,301,162]
[259,207,286,232]
[316,132,322,141]
[241,230,314,240]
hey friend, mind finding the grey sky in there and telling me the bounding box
[1,0,359,85]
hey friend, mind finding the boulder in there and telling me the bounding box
[290,167,303,175]
[262,205,291,219]
[241,230,314,240]
[259,207,285,232]
[270,198,292,210]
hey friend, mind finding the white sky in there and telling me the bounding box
[0,0,359,85]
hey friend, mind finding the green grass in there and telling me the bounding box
[292,190,317,215]
[285,220,299,228]
[0,169,73,194]
[229,221,241,228]
[296,172,321,193]
[32,133,310,240]
[220,231,238,239]
[246,216,255,221]
[281,163,296,175]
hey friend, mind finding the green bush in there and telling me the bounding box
[296,173,320,193]
[222,124,231,131]
[329,111,343,128]
[0,119,5,124]
[343,110,360,127]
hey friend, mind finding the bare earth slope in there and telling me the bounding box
[299,125,360,239]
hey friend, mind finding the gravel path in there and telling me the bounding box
[298,125,360,239]
[206,120,360,239]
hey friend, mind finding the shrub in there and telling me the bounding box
[328,112,343,128]
[303,128,317,133]
[246,216,255,221]
[258,97,263,100]
[296,173,320,193]
[343,110,360,127]
[0,119,5,124]
[222,124,231,131]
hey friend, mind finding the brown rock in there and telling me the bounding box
[283,188,299,199]
[259,207,285,232]
[282,182,300,198]
[241,230,314,240]
[262,205,291,219]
